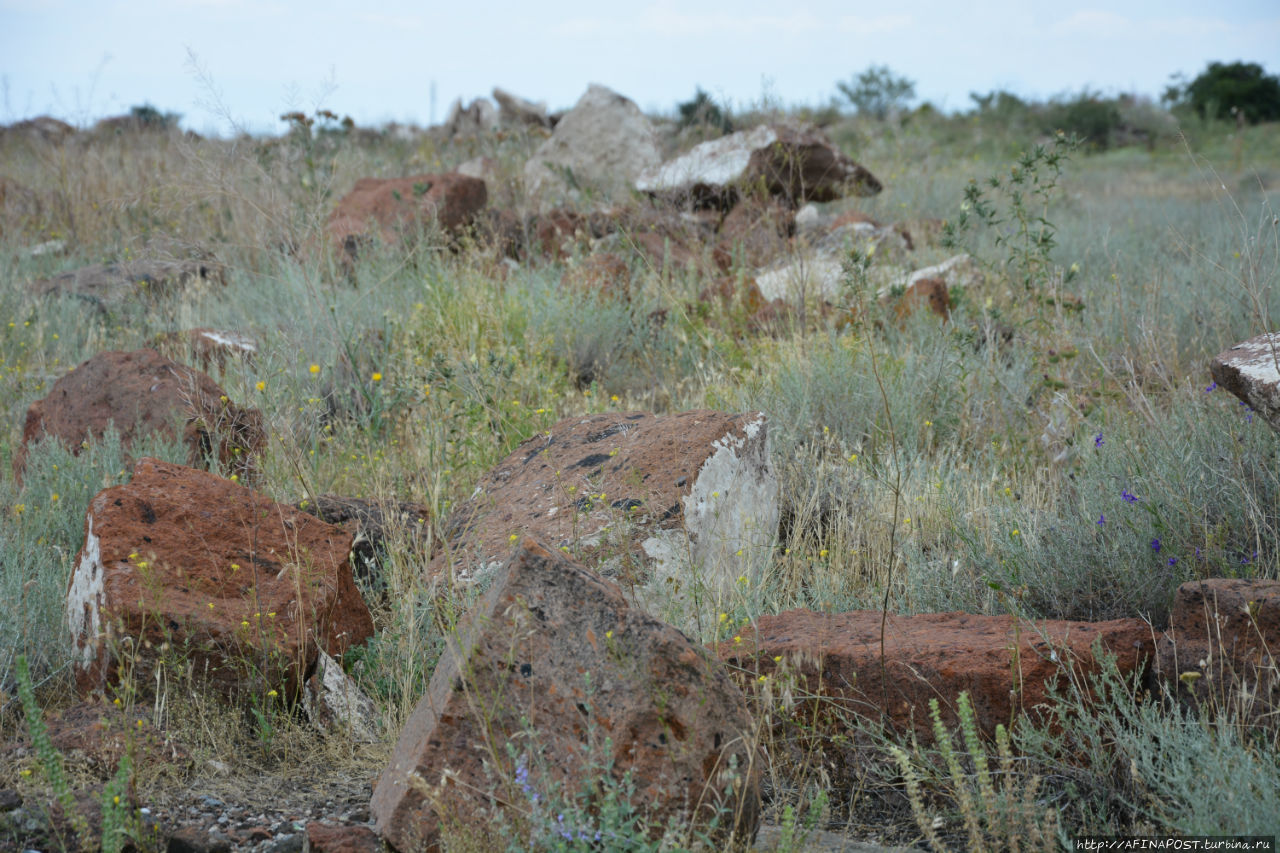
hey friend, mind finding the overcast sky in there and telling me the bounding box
[2,0,1278,135]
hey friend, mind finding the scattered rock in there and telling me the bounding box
[302,649,380,743]
[304,821,383,853]
[151,328,259,371]
[441,97,498,137]
[715,198,795,269]
[39,700,187,772]
[1211,332,1280,434]
[326,172,487,261]
[1,115,76,145]
[561,251,632,300]
[524,84,661,206]
[294,494,431,594]
[881,276,951,322]
[372,539,761,851]
[13,348,265,483]
[754,255,843,302]
[720,609,1153,742]
[28,257,227,311]
[431,410,778,599]
[1154,578,1280,722]
[66,458,374,700]
[635,124,882,209]
[493,87,553,129]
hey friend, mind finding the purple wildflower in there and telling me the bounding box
[1121,489,1138,503]
[1095,433,1104,449]
[1206,381,1217,392]
[1167,556,1178,567]
[1151,538,1161,552]
[1097,514,1106,525]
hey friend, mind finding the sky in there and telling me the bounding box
[2,0,1278,136]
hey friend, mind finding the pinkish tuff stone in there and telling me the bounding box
[372,539,760,852]
[326,172,487,260]
[66,458,374,700]
[719,609,1154,742]
[431,410,777,602]
[1154,578,1280,722]
[13,348,264,484]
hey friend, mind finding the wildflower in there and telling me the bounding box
[255,381,265,391]
[241,620,249,628]
[610,395,619,403]
[1097,514,1106,525]
[50,493,59,502]
[718,613,728,624]
[13,503,24,514]
[773,655,782,662]
[1167,556,1178,567]
[1122,489,1138,503]
[1205,381,1216,392]
[267,690,278,698]
[1151,538,1161,553]
[605,630,613,639]
[371,372,382,382]
[309,364,320,375]
[508,534,518,543]
[207,602,214,610]
[1094,433,1104,449]
[848,454,858,463]
[758,675,768,683]
[924,420,933,427]
[1011,529,1021,537]
[733,635,742,644]
[819,549,829,558]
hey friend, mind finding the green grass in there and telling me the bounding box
[1,108,1278,849]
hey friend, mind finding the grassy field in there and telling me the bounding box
[1,104,1278,849]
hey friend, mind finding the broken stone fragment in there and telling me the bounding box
[373,538,760,851]
[66,458,374,701]
[431,410,778,604]
[1211,332,1280,434]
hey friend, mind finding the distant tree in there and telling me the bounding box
[1044,90,1123,150]
[969,90,1028,116]
[1166,62,1280,124]
[676,88,733,133]
[837,65,916,120]
[129,103,181,130]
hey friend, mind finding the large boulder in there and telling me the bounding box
[372,539,760,850]
[635,124,882,209]
[1211,332,1280,434]
[720,609,1153,743]
[431,410,778,601]
[28,257,227,312]
[65,458,374,699]
[523,84,661,206]
[326,172,487,260]
[13,348,265,482]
